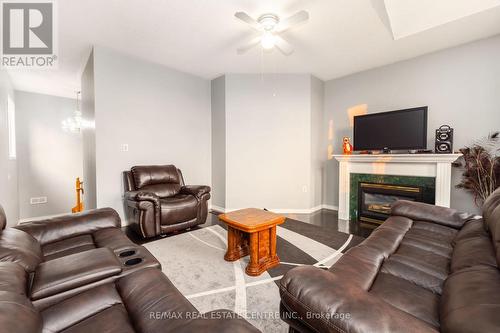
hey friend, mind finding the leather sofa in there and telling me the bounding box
[280,187,500,333]
[0,205,161,309]
[0,205,260,332]
[0,265,260,333]
[123,165,211,238]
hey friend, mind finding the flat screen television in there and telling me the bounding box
[353,106,428,151]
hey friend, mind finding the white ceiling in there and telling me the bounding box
[7,0,500,98]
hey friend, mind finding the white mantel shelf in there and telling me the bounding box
[333,153,462,220]
[333,153,462,163]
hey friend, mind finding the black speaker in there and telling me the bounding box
[435,125,453,153]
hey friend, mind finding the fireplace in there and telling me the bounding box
[357,182,423,224]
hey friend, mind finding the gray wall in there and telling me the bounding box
[15,91,82,219]
[211,76,226,209]
[0,71,18,226]
[81,51,97,209]
[224,74,314,211]
[93,46,211,221]
[311,76,325,208]
[323,35,500,214]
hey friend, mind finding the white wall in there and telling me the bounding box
[224,74,314,211]
[0,71,18,226]
[15,91,82,219]
[93,47,211,220]
[81,51,97,209]
[310,76,325,209]
[211,76,226,209]
[323,35,500,214]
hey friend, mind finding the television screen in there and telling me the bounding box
[353,107,428,151]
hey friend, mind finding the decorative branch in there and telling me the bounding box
[453,132,500,206]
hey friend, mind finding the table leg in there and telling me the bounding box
[245,226,280,276]
[224,226,249,261]
[246,232,260,275]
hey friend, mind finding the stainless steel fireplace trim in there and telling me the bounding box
[358,182,423,224]
[359,183,421,193]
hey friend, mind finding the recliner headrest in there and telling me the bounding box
[131,165,181,189]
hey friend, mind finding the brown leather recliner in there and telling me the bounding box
[123,165,211,238]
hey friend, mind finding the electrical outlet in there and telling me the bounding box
[121,144,129,152]
[30,197,47,205]
[302,185,308,193]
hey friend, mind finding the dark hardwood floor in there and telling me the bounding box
[124,209,374,245]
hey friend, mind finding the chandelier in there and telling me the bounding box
[62,91,82,133]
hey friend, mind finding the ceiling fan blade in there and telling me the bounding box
[234,12,260,30]
[277,10,309,32]
[236,36,261,55]
[274,35,294,56]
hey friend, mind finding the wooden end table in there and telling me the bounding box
[219,208,285,276]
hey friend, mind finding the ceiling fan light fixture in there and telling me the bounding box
[261,31,276,49]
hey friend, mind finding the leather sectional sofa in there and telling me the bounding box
[280,187,500,333]
[0,205,259,333]
[123,165,211,238]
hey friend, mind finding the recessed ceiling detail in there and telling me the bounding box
[383,0,500,39]
[5,1,500,98]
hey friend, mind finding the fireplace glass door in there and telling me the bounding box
[358,183,422,224]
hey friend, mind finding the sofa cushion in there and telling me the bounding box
[451,234,497,273]
[31,248,122,300]
[15,208,121,246]
[42,228,138,262]
[0,262,28,294]
[0,291,42,333]
[116,267,197,333]
[42,234,96,261]
[41,283,130,333]
[371,272,440,328]
[160,195,198,225]
[0,228,43,272]
[131,165,182,198]
[63,305,135,333]
[440,266,500,333]
[391,200,472,229]
[482,188,500,265]
[93,227,138,252]
[453,218,488,245]
[482,187,500,228]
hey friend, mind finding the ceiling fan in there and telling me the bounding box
[234,10,309,56]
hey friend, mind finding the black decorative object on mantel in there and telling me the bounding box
[435,125,454,153]
[453,132,500,206]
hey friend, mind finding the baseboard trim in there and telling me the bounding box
[209,205,226,213]
[320,204,339,211]
[209,205,338,214]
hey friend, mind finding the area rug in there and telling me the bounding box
[143,219,363,332]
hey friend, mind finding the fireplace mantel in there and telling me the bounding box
[333,153,462,220]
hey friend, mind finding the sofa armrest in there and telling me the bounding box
[280,266,438,333]
[180,185,211,199]
[15,208,120,245]
[124,191,160,204]
[391,200,473,229]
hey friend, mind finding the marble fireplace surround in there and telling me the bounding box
[333,154,462,221]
